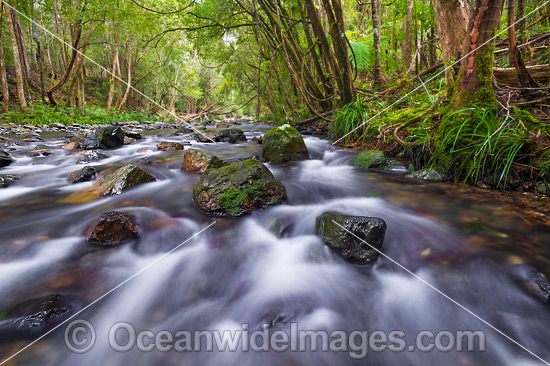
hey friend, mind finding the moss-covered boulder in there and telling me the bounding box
[350,151,386,170]
[82,126,125,149]
[405,168,443,182]
[90,164,156,196]
[181,149,227,174]
[315,212,387,265]
[0,150,13,167]
[262,124,309,163]
[0,174,19,188]
[193,159,287,217]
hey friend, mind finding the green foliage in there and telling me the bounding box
[0,312,6,321]
[349,42,373,72]
[434,107,531,189]
[332,97,367,144]
[1,105,163,125]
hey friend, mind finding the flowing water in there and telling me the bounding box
[0,124,549,365]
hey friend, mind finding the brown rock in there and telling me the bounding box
[63,141,81,150]
[86,211,139,246]
[157,142,185,151]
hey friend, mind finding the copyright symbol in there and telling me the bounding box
[64,319,96,353]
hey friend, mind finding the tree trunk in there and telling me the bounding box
[431,0,470,90]
[403,0,413,70]
[0,3,9,112]
[321,0,354,105]
[454,0,506,109]
[116,51,132,111]
[547,2,550,68]
[516,0,526,44]
[105,42,119,116]
[507,0,537,87]
[5,5,27,109]
[371,0,383,85]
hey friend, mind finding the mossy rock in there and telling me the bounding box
[262,124,309,163]
[350,151,386,170]
[193,159,287,217]
[68,166,96,184]
[405,168,444,182]
[181,149,227,174]
[82,126,125,149]
[315,212,387,265]
[90,164,156,196]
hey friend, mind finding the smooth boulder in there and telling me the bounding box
[315,212,387,265]
[262,124,309,163]
[68,166,96,184]
[193,159,287,217]
[82,126,125,149]
[181,149,227,174]
[0,150,13,167]
[77,150,108,164]
[90,164,156,196]
[405,168,443,182]
[86,211,139,246]
[350,151,386,170]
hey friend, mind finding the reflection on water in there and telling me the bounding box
[0,127,549,365]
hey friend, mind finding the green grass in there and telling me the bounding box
[332,96,368,144]
[0,104,166,126]
[434,107,531,189]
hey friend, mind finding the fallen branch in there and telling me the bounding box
[495,32,550,55]
[494,65,550,86]
[296,109,339,126]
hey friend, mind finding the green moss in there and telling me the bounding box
[350,151,386,169]
[217,187,247,216]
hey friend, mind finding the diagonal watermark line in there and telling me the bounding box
[333,0,550,146]
[331,220,550,365]
[2,1,216,142]
[0,220,217,365]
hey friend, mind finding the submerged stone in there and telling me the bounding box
[77,150,108,164]
[262,124,309,163]
[405,168,444,182]
[0,174,19,188]
[157,141,184,151]
[193,159,287,217]
[315,212,387,265]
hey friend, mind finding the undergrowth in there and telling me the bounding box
[0,104,165,125]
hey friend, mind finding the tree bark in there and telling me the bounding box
[507,0,537,87]
[516,0,526,44]
[371,0,383,85]
[454,0,506,109]
[431,0,470,89]
[116,50,132,111]
[105,40,119,116]
[5,4,27,109]
[0,3,9,112]
[403,0,413,70]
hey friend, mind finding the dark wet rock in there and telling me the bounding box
[68,166,96,184]
[0,294,74,342]
[124,136,138,145]
[0,150,13,167]
[157,141,185,151]
[315,212,387,265]
[262,124,309,163]
[82,126,125,149]
[219,129,246,143]
[0,174,19,188]
[90,164,156,196]
[350,151,386,170]
[193,159,287,217]
[123,130,142,140]
[194,131,221,143]
[176,127,195,134]
[405,168,444,182]
[181,149,227,174]
[77,149,108,164]
[85,211,139,246]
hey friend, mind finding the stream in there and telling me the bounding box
[0,123,549,365]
